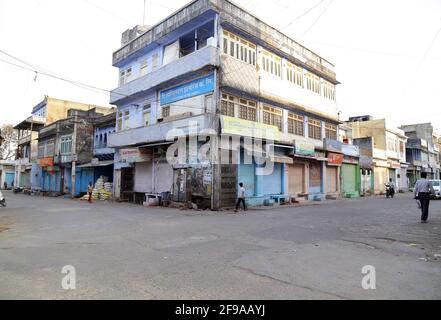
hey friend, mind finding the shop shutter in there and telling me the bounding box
[155,161,174,193]
[238,163,255,197]
[326,166,338,193]
[262,163,282,195]
[134,161,153,193]
[342,164,356,193]
[4,172,14,188]
[288,163,304,194]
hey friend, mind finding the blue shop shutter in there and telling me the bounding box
[4,172,14,187]
[262,163,282,195]
[238,163,255,197]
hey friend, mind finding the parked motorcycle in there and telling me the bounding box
[0,191,6,207]
[385,183,395,198]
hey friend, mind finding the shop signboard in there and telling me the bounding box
[327,152,344,166]
[160,73,215,106]
[389,161,401,169]
[221,116,281,141]
[294,140,315,156]
[342,144,360,157]
[324,139,342,153]
[120,148,152,163]
[39,157,54,167]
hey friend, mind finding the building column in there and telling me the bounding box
[255,164,263,197]
[321,161,326,195]
[281,163,287,194]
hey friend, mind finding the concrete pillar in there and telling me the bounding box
[281,163,287,194]
[255,164,263,197]
[321,161,326,194]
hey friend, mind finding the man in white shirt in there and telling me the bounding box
[235,182,247,213]
[414,172,435,223]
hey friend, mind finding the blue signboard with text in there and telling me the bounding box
[160,73,215,106]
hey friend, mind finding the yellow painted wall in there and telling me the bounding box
[45,97,112,125]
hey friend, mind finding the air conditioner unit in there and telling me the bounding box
[207,37,216,47]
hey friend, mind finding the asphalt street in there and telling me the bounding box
[0,191,440,300]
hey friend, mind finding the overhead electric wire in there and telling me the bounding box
[281,0,326,31]
[301,0,334,36]
[0,55,216,112]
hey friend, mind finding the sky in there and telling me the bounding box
[0,0,440,132]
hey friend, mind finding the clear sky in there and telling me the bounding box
[0,0,440,131]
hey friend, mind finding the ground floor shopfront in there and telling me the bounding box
[0,162,15,189]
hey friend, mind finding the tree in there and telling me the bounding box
[0,124,17,160]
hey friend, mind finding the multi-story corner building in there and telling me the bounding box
[347,117,408,194]
[108,0,343,209]
[37,108,112,196]
[13,96,111,192]
[399,123,440,184]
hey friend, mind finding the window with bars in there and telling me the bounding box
[263,106,283,131]
[323,80,336,101]
[140,60,148,77]
[221,94,235,117]
[305,72,321,95]
[286,62,304,87]
[222,30,256,66]
[239,99,256,121]
[142,103,151,126]
[162,106,170,118]
[117,112,123,131]
[60,136,73,155]
[308,118,322,140]
[288,113,304,136]
[261,50,282,78]
[123,110,130,130]
[325,123,337,140]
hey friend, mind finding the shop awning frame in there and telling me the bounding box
[78,160,114,168]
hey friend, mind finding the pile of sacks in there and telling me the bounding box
[81,176,113,201]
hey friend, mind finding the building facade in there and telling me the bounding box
[13,96,111,192]
[108,0,350,208]
[348,117,408,195]
[399,123,440,186]
[36,108,112,196]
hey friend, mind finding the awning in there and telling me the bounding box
[78,160,114,168]
[271,154,294,164]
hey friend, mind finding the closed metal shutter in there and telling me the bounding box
[288,163,304,195]
[134,161,152,193]
[262,163,282,195]
[155,161,174,193]
[342,164,356,193]
[238,163,255,197]
[326,166,338,193]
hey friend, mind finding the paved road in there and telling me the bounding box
[0,191,440,300]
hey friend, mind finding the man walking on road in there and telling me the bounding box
[235,182,247,213]
[87,182,94,203]
[414,172,434,223]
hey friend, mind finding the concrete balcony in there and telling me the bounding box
[108,113,217,148]
[94,146,115,156]
[17,135,31,146]
[110,45,220,105]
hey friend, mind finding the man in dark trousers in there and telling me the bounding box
[87,182,94,203]
[414,172,434,223]
[235,182,247,213]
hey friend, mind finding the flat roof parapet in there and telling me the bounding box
[112,0,336,80]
